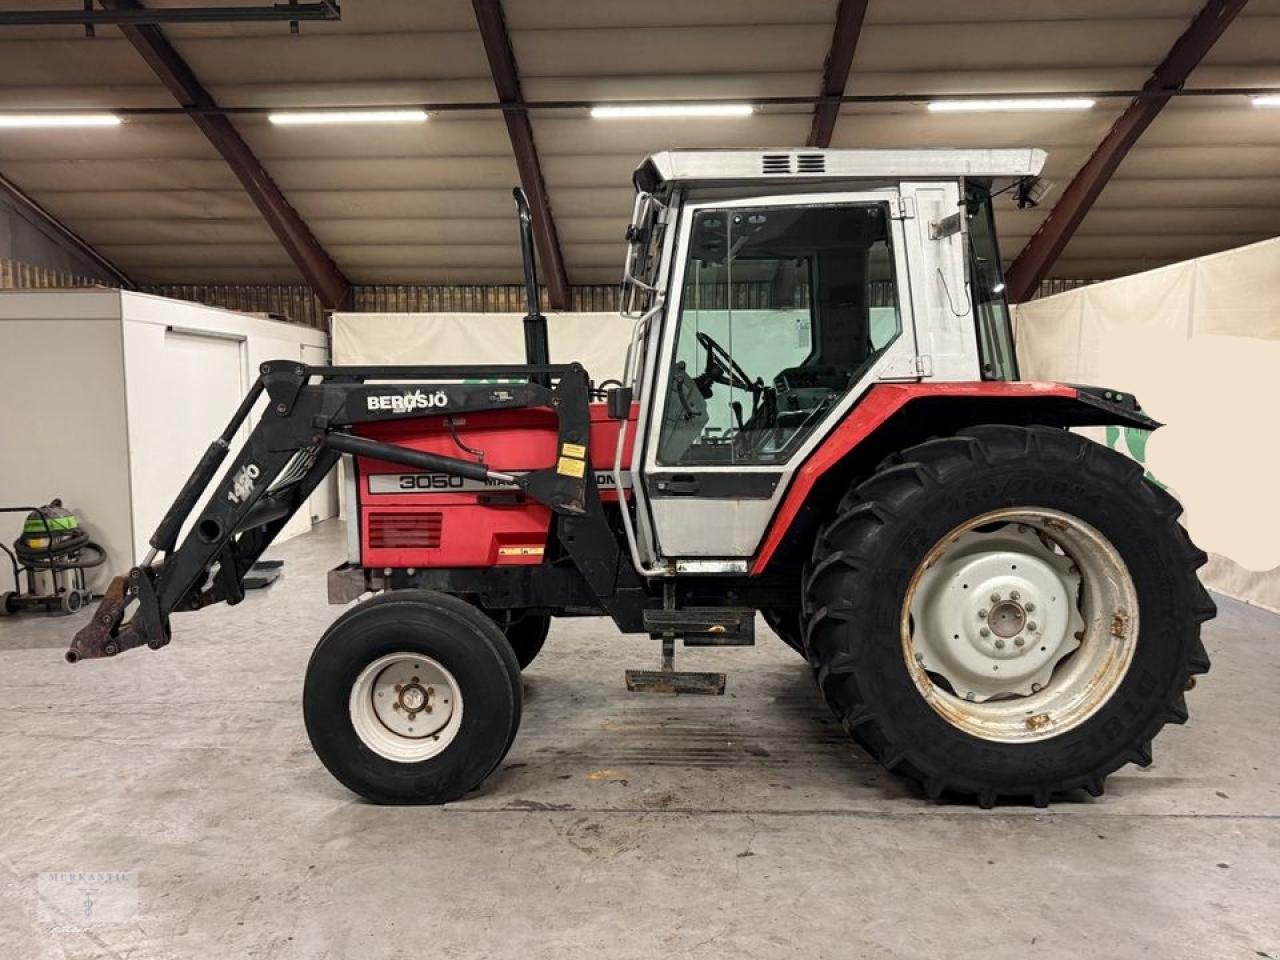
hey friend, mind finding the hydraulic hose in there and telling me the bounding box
[15,531,106,571]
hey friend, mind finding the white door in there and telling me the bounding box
[637,191,919,561]
[125,326,246,560]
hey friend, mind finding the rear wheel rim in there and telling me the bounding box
[901,507,1138,744]
[349,653,463,762]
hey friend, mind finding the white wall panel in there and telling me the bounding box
[0,291,131,593]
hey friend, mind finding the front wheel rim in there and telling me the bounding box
[349,652,464,762]
[901,507,1139,744]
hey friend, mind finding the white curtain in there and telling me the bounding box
[1014,237,1280,611]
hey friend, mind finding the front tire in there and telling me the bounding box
[304,590,522,804]
[804,425,1213,807]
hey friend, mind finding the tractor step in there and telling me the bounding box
[642,607,755,646]
[625,629,728,695]
[625,669,726,695]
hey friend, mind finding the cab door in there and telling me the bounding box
[634,190,919,566]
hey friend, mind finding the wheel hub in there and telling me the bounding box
[910,524,1084,702]
[902,507,1139,744]
[349,653,463,762]
[398,683,428,713]
[987,599,1026,639]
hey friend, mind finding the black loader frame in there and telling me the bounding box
[67,361,650,663]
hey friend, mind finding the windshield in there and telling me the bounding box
[656,201,903,466]
[965,183,1019,380]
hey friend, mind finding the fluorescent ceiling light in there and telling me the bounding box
[927,98,1095,113]
[268,109,428,126]
[591,104,754,119]
[0,113,120,128]
[1251,95,1280,107]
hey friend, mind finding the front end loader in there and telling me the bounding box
[69,148,1214,808]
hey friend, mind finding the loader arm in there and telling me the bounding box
[67,360,601,663]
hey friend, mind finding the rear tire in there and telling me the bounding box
[803,425,1213,807]
[304,589,522,804]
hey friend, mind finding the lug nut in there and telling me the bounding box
[1015,637,1025,647]
[978,608,988,618]
[979,627,990,638]
[1027,621,1037,632]
[392,703,401,711]
[1010,590,1020,601]
[990,593,1001,603]
[995,639,1006,649]
[1025,602,1036,613]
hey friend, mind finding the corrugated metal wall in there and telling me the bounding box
[1,259,1094,329]
[142,278,1094,325]
[137,283,626,328]
[0,257,105,292]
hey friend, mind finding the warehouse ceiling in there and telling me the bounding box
[0,0,1277,293]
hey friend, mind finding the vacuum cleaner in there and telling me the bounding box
[1,500,105,615]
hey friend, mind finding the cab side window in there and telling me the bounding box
[657,202,902,465]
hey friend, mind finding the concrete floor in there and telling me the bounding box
[1,520,1277,960]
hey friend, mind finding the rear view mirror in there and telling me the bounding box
[1016,176,1055,209]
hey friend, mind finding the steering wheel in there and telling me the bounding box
[695,332,755,393]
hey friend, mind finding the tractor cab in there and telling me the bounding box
[613,148,1044,570]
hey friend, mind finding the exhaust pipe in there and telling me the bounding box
[513,187,550,386]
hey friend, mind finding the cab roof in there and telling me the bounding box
[634,148,1047,193]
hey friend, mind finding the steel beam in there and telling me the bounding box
[102,0,351,308]
[1004,0,1248,302]
[807,0,869,148]
[1,85,1275,120]
[472,0,570,310]
[1,3,339,27]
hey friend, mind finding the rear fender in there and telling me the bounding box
[751,381,1158,575]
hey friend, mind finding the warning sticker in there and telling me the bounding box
[561,442,587,459]
[557,456,586,478]
[498,545,545,557]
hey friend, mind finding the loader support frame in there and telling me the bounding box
[68,361,644,662]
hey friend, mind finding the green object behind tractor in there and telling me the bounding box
[1,499,104,616]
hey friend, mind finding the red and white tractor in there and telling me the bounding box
[68,147,1213,808]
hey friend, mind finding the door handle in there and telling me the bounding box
[655,476,700,496]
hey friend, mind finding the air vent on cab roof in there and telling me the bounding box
[796,153,826,173]
[761,153,826,175]
[761,154,791,174]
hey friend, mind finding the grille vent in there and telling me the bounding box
[761,153,792,174]
[795,153,826,173]
[369,512,443,549]
[760,153,826,175]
